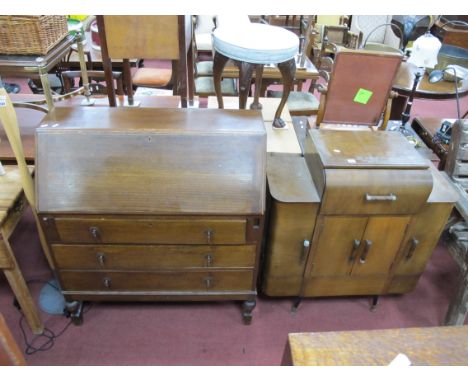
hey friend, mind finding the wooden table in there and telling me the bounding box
[286,326,468,365]
[0,94,181,164]
[391,61,468,120]
[0,166,43,335]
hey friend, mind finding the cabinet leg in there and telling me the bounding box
[242,300,256,325]
[370,295,379,312]
[65,300,84,326]
[291,297,302,314]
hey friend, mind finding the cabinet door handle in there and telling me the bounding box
[405,237,420,260]
[349,239,361,262]
[89,226,101,241]
[96,252,106,267]
[205,254,214,267]
[360,240,373,264]
[365,193,397,202]
[205,229,213,244]
[204,276,213,289]
[103,277,112,289]
[300,240,310,263]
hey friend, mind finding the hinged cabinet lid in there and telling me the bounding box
[36,108,266,215]
[309,130,430,169]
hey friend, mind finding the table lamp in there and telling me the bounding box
[400,31,442,134]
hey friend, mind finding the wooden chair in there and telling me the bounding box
[61,70,125,96]
[0,313,26,365]
[96,15,194,107]
[311,49,403,130]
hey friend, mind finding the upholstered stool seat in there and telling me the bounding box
[212,22,299,128]
[212,24,298,64]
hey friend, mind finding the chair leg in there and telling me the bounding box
[273,58,296,128]
[445,268,468,326]
[212,52,230,109]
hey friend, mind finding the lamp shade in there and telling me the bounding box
[407,32,441,68]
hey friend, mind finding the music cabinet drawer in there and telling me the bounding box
[52,217,247,244]
[51,244,257,269]
[59,270,254,292]
[320,169,433,215]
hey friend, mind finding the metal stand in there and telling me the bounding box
[400,70,422,135]
[76,32,95,106]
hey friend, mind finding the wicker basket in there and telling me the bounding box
[0,15,68,55]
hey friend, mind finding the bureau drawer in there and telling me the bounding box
[320,169,433,215]
[52,217,247,244]
[59,270,254,292]
[51,244,257,269]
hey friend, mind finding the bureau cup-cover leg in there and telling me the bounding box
[65,300,84,326]
[370,295,379,312]
[242,300,256,325]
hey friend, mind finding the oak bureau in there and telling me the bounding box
[35,107,266,324]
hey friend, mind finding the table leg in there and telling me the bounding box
[273,58,296,128]
[213,52,230,109]
[250,65,264,110]
[36,58,54,111]
[237,61,255,109]
[0,234,44,335]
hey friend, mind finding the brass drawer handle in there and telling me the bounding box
[89,226,101,241]
[300,240,310,263]
[405,237,420,260]
[360,240,373,264]
[96,252,106,267]
[365,193,397,202]
[103,277,112,289]
[349,239,361,262]
[205,229,214,244]
[204,276,213,289]
[205,254,214,267]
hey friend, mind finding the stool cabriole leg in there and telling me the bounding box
[250,64,264,110]
[236,61,255,110]
[273,58,296,128]
[213,52,230,109]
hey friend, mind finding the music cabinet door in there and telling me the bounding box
[350,216,410,277]
[310,216,367,277]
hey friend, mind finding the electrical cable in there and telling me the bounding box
[13,278,93,355]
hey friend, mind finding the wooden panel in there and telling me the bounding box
[304,275,387,296]
[36,108,266,215]
[391,204,453,277]
[59,270,254,292]
[53,217,247,245]
[387,275,419,294]
[266,154,320,203]
[309,130,430,169]
[351,216,409,277]
[103,16,180,59]
[262,202,318,296]
[321,169,433,215]
[52,244,256,270]
[310,216,367,277]
[288,326,468,366]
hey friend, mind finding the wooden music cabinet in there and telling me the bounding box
[35,107,266,324]
[263,130,457,304]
